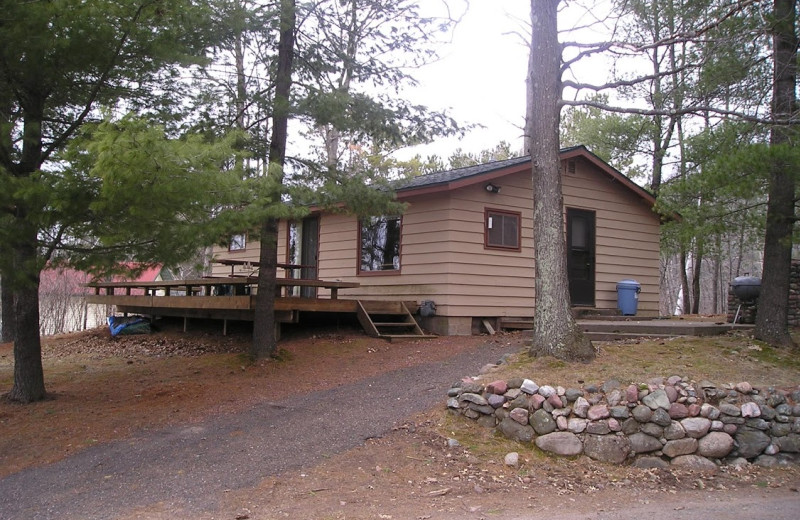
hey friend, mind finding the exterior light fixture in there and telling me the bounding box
[485,183,501,194]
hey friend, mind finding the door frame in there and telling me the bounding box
[287,215,320,297]
[566,208,596,306]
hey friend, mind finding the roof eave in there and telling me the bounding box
[395,161,530,200]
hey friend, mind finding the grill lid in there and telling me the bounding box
[730,276,761,301]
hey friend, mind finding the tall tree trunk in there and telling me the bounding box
[7,92,47,401]
[252,0,296,359]
[321,0,358,169]
[712,238,721,314]
[233,0,248,174]
[1,279,14,343]
[8,229,46,402]
[691,247,702,314]
[649,0,664,195]
[526,0,594,362]
[679,249,690,313]
[755,0,797,348]
[234,6,247,132]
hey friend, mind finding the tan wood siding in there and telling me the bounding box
[413,173,536,318]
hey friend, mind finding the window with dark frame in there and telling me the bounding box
[229,233,246,251]
[485,209,520,250]
[359,215,401,272]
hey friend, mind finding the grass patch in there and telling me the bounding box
[487,333,800,388]
[438,410,551,465]
[746,343,800,370]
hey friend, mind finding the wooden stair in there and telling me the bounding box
[356,300,436,342]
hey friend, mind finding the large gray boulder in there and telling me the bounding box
[632,404,653,423]
[651,408,672,427]
[497,417,535,443]
[662,437,698,458]
[535,432,583,457]
[697,432,735,458]
[671,454,718,472]
[634,457,669,469]
[629,432,662,454]
[584,434,631,464]
[530,408,557,435]
[681,417,712,438]
[775,433,800,453]
[735,429,771,459]
[643,389,670,410]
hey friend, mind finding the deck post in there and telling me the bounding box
[223,319,228,336]
[183,316,188,333]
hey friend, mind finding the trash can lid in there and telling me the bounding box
[616,279,641,289]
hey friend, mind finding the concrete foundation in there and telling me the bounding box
[419,315,473,336]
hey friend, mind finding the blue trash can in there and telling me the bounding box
[616,279,641,316]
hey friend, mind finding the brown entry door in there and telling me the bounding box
[567,208,595,306]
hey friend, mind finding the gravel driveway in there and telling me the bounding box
[0,340,508,519]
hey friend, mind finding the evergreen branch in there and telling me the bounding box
[51,239,158,256]
[41,1,154,163]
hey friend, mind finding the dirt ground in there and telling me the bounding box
[2,318,800,519]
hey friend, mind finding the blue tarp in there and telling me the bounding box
[107,316,151,337]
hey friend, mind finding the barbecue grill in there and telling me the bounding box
[730,275,761,324]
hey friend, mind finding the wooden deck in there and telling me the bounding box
[86,276,434,340]
[86,277,362,321]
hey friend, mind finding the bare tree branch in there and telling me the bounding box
[634,0,760,52]
[561,41,615,71]
[559,98,798,126]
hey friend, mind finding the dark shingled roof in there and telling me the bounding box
[394,145,584,192]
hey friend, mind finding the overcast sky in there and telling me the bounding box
[402,0,618,161]
[403,1,532,159]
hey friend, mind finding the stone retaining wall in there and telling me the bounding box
[447,376,800,470]
[727,259,800,325]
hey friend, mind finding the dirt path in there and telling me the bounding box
[0,338,510,519]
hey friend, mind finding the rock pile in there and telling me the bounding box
[447,376,800,470]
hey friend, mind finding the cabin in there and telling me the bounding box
[210,146,661,336]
